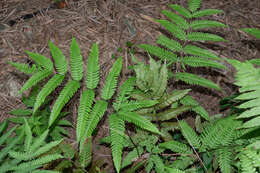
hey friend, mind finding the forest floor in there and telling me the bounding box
[0,0,260,172]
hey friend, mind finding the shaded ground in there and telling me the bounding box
[1,0,260,172]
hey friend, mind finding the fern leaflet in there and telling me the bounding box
[25,51,53,71]
[190,20,226,30]
[183,45,220,60]
[187,32,226,42]
[181,56,226,69]
[192,9,223,18]
[8,62,38,74]
[169,4,192,18]
[188,0,202,12]
[156,20,186,40]
[161,10,189,29]
[70,37,83,81]
[156,35,182,52]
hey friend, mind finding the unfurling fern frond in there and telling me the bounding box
[101,57,122,100]
[169,4,192,18]
[159,140,193,154]
[156,35,182,52]
[48,41,68,75]
[175,72,221,90]
[76,89,95,142]
[138,44,177,61]
[109,114,125,173]
[183,45,220,60]
[113,77,136,111]
[86,43,100,89]
[188,0,202,12]
[161,10,189,29]
[187,32,226,42]
[216,147,233,173]
[192,9,223,18]
[156,20,186,40]
[190,20,226,30]
[8,62,38,74]
[19,70,52,94]
[118,111,160,135]
[33,74,65,113]
[70,37,83,81]
[25,51,53,72]
[83,100,108,138]
[179,120,200,149]
[49,80,80,127]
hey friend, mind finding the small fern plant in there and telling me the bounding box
[138,0,227,90]
[131,55,210,121]
[0,119,63,173]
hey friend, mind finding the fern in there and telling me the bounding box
[25,51,53,71]
[181,56,226,69]
[79,136,92,167]
[192,9,223,18]
[241,28,260,39]
[70,37,84,81]
[169,4,192,18]
[161,10,189,29]
[188,0,202,12]
[159,140,193,154]
[86,43,100,89]
[216,147,233,173]
[109,114,125,173]
[101,57,122,100]
[76,89,95,142]
[49,80,80,127]
[157,35,182,52]
[8,62,38,74]
[187,32,226,42]
[190,20,226,30]
[157,20,186,40]
[119,100,158,112]
[183,45,220,60]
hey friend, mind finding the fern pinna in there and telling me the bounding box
[138,0,227,90]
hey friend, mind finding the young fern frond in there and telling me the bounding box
[83,100,108,138]
[216,147,233,173]
[192,9,223,18]
[86,43,100,89]
[25,51,53,72]
[138,44,177,61]
[70,37,83,81]
[190,20,226,30]
[187,32,226,42]
[118,111,160,135]
[156,35,182,52]
[161,10,189,29]
[113,77,136,111]
[179,120,201,149]
[33,74,65,113]
[175,72,221,90]
[8,62,38,74]
[76,89,95,142]
[188,0,202,12]
[48,41,68,75]
[169,4,192,18]
[109,114,125,173]
[19,70,52,94]
[156,20,186,40]
[183,45,220,60]
[181,56,226,69]
[48,80,80,127]
[101,57,122,100]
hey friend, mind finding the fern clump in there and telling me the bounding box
[138,0,227,90]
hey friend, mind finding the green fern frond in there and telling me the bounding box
[48,80,80,127]
[192,9,224,18]
[188,0,201,12]
[119,100,158,111]
[187,32,226,42]
[12,154,63,170]
[8,62,38,74]
[32,139,62,158]
[113,77,136,111]
[156,20,186,40]
[9,109,32,116]
[152,61,168,98]
[169,4,192,18]
[79,136,92,167]
[86,43,100,89]
[183,44,220,60]
[33,74,65,113]
[154,106,191,121]
[179,120,201,149]
[138,44,177,61]
[175,72,221,90]
[158,89,190,109]
[162,10,189,29]
[101,57,122,100]
[241,116,260,129]
[77,89,95,142]
[240,151,257,173]
[24,118,32,151]
[156,35,182,52]
[118,111,160,134]
[241,28,260,39]
[181,56,226,69]
[159,140,193,154]
[0,125,17,146]
[152,155,165,173]
[180,95,210,120]
[19,70,52,94]
[237,106,260,119]
[216,147,233,173]
[190,20,226,30]
[109,114,125,173]
[83,100,108,138]
[48,41,68,75]
[235,90,260,100]
[70,37,83,81]
[25,51,53,71]
[29,130,49,153]
[237,98,260,109]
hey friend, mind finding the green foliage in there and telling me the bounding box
[138,0,227,90]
